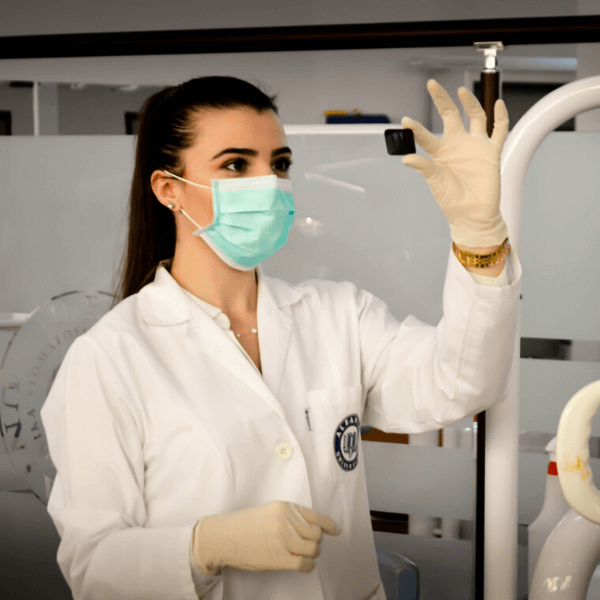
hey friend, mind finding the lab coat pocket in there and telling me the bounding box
[305,385,362,474]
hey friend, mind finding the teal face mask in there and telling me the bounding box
[163,171,295,271]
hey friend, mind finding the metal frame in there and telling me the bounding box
[1,15,600,59]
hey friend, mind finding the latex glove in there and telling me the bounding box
[400,79,510,248]
[192,501,342,576]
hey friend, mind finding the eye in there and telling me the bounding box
[276,158,293,172]
[223,158,293,173]
[224,158,247,173]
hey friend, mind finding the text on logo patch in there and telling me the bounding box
[334,414,360,471]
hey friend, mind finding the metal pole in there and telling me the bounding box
[472,41,503,600]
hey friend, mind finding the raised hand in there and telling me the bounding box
[400,79,510,248]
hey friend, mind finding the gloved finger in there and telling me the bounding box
[295,504,342,536]
[295,556,316,574]
[400,116,442,156]
[289,537,321,559]
[456,87,488,137]
[490,98,510,148]
[427,79,465,138]
[293,520,323,544]
[401,153,444,184]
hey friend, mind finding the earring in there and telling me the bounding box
[168,202,176,210]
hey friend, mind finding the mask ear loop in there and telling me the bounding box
[163,170,213,233]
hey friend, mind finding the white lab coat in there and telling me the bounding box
[41,245,522,600]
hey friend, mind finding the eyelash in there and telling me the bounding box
[223,158,293,173]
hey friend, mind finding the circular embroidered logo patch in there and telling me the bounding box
[334,413,360,471]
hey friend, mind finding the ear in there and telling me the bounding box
[151,170,179,209]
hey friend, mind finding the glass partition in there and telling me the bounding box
[1,128,480,599]
[1,129,600,600]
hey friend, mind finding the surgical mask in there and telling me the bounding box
[164,171,295,271]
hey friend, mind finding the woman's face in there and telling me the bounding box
[152,106,292,229]
[183,106,292,183]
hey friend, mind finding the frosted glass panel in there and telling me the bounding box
[363,440,474,520]
[520,358,600,434]
[1,131,477,596]
[264,129,450,324]
[0,137,133,313]
[520,132,600,341]
[4,130,598,599]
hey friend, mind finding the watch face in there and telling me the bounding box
[0,290,114,504]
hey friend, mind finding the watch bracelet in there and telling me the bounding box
[452,237,510,268]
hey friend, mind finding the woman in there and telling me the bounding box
[41,75,522,600]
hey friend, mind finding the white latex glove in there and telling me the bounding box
[400,79,510,248]
[192,501,342,577]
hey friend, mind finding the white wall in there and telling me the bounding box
[0,0,581,37]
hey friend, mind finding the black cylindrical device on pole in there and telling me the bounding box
[481,72,500,137]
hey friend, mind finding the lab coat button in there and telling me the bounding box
[276,443,293,460]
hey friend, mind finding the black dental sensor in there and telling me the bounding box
[384,129,416,155]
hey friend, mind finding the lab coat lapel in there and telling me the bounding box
[188,304,274,404]
[256,265,300,399]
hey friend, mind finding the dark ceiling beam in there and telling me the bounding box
[1,15,599,60]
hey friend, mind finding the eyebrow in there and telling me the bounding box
[211,146,293,160]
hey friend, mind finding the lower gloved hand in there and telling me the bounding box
[192,500,342,577]
[400,79,510,248]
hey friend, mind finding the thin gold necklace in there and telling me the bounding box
[233,328,258,339]
[232,272,259,339]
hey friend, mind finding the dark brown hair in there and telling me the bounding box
[111,75,279,308]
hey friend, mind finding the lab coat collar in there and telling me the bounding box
[137,261,304,326]
[257,264,305,309]
[136,263,189,326]
[137,260,304,413]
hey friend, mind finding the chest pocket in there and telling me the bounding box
[305,385,362,474]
